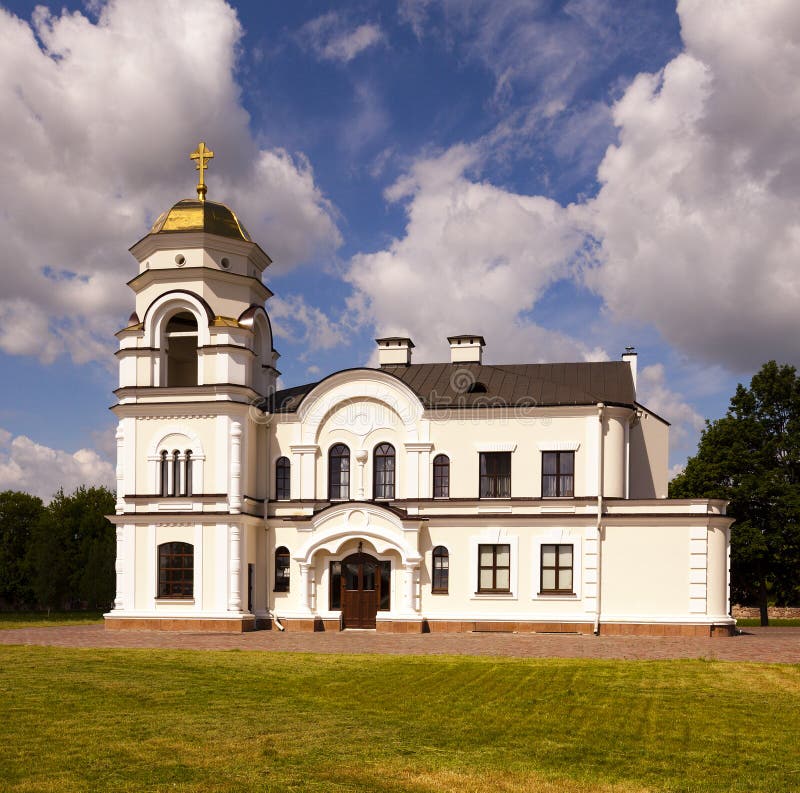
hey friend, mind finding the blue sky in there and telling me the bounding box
[1,0,798,498]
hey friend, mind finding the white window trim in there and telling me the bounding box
[532,533,582,600]
[475,442,517,452]
[537,441,580,451]
[469,533,518,599]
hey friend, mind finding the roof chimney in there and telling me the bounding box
[376,337,414,366]
[448,334,485,364]
[622,346,638,396]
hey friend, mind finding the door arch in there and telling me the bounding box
[340,550,381,629]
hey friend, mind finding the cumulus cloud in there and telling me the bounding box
[0,0,340,366]
[269,294,348,352]
[637,364,705,453]
[299,12,384,63]
[0,429,115,502]
[345,144,598,363]
[582,0,800,371]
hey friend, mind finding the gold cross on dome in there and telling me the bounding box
[190,141,214,201]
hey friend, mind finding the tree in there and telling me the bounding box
[27,486,116,611]
[670,361,800,625]
[0,491,43,608]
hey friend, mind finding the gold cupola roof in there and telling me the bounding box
[149,199,252,241]
[147,141,251,241]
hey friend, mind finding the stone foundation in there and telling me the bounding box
[424,620,594,634]
[599,622,735,637]
[104,616,256,633]
[376,619,424,634]
[272,617,340,632]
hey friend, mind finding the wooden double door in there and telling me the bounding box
[340,551,383,629]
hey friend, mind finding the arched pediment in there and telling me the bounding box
[297,369,424,444]
[293,503,422,565]
[147,426,205,458]
[143,291,213,347]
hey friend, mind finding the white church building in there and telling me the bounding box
[105,145,734,636]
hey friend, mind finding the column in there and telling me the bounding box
[404,443,433,500]
[115,424,125,514]
[113,526,124,610]
[299,562,311,612]
[355,450,368,498]
[229,524,242,612]
[403,563,418,613]
[230,421,242,513]
[289,445,319,499]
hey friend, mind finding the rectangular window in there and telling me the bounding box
[157,542,194,599]
[479,452,511,498]
[540,544,574,593]
[542,451,574,497]
[477,543,510,593]
[330,561,342,609]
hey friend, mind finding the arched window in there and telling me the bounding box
[329,444,350,500]
[159,450,169,497]
[158,541,193,599]
[275,456,290,500]
[165,311,198,387]
[373,443,395,500]
[171,450,181,497]
[274,546,290,592]
[433,454,450,498]
[183,450,192,497]
[432,546,449,593]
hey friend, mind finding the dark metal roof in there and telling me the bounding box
[266,361,636,413]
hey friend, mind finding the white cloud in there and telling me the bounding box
[299,13,384,63]
[582,0,800,371]
[0,429,115,502]
[637,363,705,452]
[0,0,340,366]
[269,294,348,352]
[345,144,599,363]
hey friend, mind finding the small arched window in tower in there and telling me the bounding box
[275,456,290,500]
[274,546,290,592]
[165,311,198,387]
[183,450,192,497]
[432,546,449,593]
[159,450,169,497]
[433,454,450,498]
[373,443,396,500]
[171,450,181,497]
[328,444,350,501]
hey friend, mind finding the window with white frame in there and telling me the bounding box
[540,544,573,593]
[532,535,581,599]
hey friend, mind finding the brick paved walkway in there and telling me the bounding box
[1,624,798,663]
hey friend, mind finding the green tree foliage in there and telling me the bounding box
[0,485,116,612]
[27,486,117,611]
[670,361,800,624]
[0,490,44,607]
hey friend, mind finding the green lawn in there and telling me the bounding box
[735,618,800,627]
[0,647,798,792]
[0,611,104,630]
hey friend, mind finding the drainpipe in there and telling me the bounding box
[594,402,605,636]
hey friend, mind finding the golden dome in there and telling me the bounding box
[149,199,252,242]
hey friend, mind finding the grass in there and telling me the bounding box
[0,647,798,792]
[736,618,800,627]
[0,611,104,630]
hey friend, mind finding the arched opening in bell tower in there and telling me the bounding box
[165,312,198,387]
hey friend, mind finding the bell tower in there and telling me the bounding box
[106,143,277,631]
